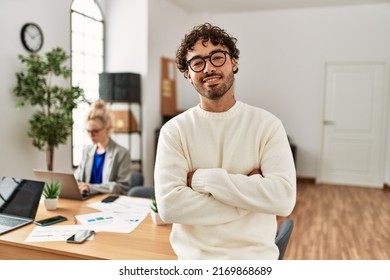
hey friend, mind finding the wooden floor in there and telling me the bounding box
[279,180,390,260]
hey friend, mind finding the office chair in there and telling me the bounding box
[275,219,294,260]
[128,186,154,198]
[127,171,155,198]
[130,171,144,186]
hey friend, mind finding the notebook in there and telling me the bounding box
[33,169,95,201]
[0,176,44,235]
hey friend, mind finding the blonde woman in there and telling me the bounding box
[75,99,132,195]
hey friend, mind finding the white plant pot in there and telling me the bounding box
[44,198,58,211]
[150,210,166,226]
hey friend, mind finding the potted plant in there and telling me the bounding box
[150,196,166,225]
[43,181,61,210]
[13,47,87,171]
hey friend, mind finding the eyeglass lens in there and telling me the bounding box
[86,127,104,134]
[188,51,228,72]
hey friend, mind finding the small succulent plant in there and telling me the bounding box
[43,181,61,199]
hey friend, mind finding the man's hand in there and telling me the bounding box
[247,169,263,176]
[187,170,196,188]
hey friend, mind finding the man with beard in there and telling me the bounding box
[154,23,296,260]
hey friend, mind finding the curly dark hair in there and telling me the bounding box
[175,23,240,76]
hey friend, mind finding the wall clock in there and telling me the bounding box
[20,23,44,52]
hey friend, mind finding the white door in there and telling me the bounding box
[318,61,388,188]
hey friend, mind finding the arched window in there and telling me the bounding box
[71,0,104,167]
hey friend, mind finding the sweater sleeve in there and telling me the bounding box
[154,124,249,226]
[191,119,296,216]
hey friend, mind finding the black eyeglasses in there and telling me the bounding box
[186,50,231,73]
[85,127,105,135]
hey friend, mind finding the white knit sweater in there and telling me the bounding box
[154,102,296,259]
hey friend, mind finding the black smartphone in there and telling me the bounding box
[66,230,95,244]
[34,215,67,226]
[101,195,119,203]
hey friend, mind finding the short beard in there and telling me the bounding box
[194,71,235,100]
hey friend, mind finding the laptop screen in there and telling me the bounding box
[0,177,44,219]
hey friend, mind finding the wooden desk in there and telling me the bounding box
[0,195,176,260]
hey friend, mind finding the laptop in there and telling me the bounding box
[33,169,95,201]
[0,176,44,235]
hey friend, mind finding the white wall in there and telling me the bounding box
[0,0,74,180]
[104,0,147,75]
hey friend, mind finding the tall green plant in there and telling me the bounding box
[13,47,87,170]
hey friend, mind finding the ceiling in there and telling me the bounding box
[165,0,390,13]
